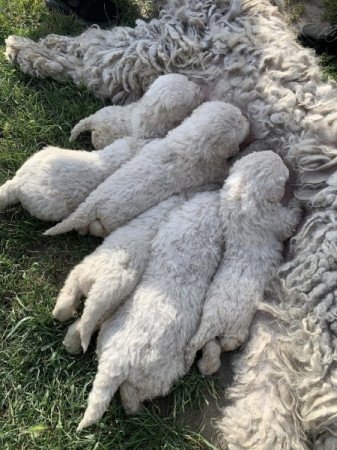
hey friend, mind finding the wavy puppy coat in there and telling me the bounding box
[77,190,223,430]
[185,151,301,375]
[46,102,250,237]
[0,138,148,223]
[52,195,183,354]
[0,75,201,224]
[70,74,203,149]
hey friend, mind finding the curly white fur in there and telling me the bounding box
[185,151,301,374]
[70,74,203,149]
[77,190,223,430]
[6,0,337,446]
[45,101,249,237]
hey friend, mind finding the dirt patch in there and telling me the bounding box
[181,352,236,447]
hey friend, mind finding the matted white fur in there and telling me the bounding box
[77,190,223,430]
[185,151,301,374]
[45,102,249,237]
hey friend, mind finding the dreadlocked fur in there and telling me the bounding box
[219,182,337,449]
[5,0,337,447]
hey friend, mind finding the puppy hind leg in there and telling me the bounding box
[218,296,257,353]
[120,381,143,415]
[185,323,217,370]
[63,318,82,354]
[79,274,139,353]
[197,338,222,376]
[88,219,107,237]
[0,179,18,211]
[219,330,249,352]
[52,267,88,321]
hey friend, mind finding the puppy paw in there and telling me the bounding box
[197,339,222,376]
[53,302,76,322]
[91,129,111,150]
[197,355,221,376]
[63,320,82,354]
[120,383,143,415]
[89,219,107,237]
[219,335,246,352]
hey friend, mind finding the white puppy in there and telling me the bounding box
[45,101,250,237]
[0,74,202,223]
[76,190,223,430]
[185,151,301,375]
[0,138,147,222]
[70,74,203,149]
[52,195,183,354]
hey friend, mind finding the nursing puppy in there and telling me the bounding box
[0,138,147,222]
[45,102,250,237]
[76,190,223,430]
[0,74,201,223]
[185,151,301,375]
[70,74,203,149]
[52,195,183,354]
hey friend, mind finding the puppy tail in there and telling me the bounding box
[77,359,127,430]
[0,179,18,211]
[69,117,92,142]
[44,202,92,236]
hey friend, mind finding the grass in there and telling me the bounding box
[323,0,337,24]
[285,0,305,22]
[286,0,337,24]
[0,1,222,449]
[3,1,336,448]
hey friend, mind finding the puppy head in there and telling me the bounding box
[226,150,289,203]
[133,74,203,138]
[181,101,250,157]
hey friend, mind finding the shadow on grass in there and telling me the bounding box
[0,0,147,44]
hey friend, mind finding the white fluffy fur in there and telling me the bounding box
[45,101,249,237]
[53,196,182,353]
[77,190,223,430]
[0,74,200,223]
[70,74,203,149]
[185,151,300,374]
[0,139,146,222]
[6,0,337,446]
